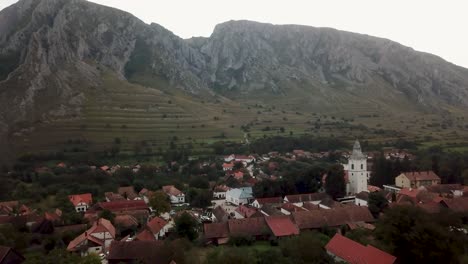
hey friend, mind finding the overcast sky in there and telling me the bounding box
[1,0,467,68]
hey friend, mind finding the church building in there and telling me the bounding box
[343,140,369,195]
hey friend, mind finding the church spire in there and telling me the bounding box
[351,140,365,159]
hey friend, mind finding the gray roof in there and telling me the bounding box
[227,187,253,200]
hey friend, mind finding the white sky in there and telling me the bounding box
[1,0,467,68]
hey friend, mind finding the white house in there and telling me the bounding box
[67,218,115,256]
[147,217,173,240]
[68,193,93,212]
[226,187,253,206]
[343,140,369,195]
[355,191,369,207]
[213,185,230,199]
[224,154,255,164]
[162,185,185,204]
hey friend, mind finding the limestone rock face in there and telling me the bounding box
[1,0,468,155]
[193,20,468,107]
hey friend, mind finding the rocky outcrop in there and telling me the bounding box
[193,20,468,107]
[1,0,468,155]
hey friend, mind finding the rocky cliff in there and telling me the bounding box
[1,0,468,157]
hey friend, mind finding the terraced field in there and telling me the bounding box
[10,73,468,157]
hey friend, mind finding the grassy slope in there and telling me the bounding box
[10,70,468,156]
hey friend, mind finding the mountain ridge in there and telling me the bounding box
[1,0,468,158]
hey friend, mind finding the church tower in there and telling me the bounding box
[347,140,368,195]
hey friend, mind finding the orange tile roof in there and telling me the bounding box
[326,234,396,264]
[162,185,183,196]
[147,217,168,235]
[135,229,156,241]
[265,215,299,237]
[68,193,92,207]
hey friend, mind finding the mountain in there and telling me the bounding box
[1,0,468,158]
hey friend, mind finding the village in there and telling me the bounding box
[0,141,467,264]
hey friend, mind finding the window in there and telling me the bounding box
[361,164,363,170]
[351,164,354,170]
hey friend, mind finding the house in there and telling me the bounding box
[118,186,140,200]
[0,201,31,216]
[44,209,62,223]
[325,233,396,264]
[114,215,139,230]
[67,218,116,256]
[86,200,150,224]
[204,222,229,245]
[105,192,125,202]
[251,197,283,208]
[228,217,270,239]
[68,193,92,212]
[211,206,229,223]
[440,197,468,212]
[422,184,464,197]
[226,187,253,206]
[292,206,374,230]
[280,203,308,215]
[0,246,25,264]
[395,171,441,188]
[134,229,156,241]
[283,193,329,207]
[146,217,171,239]
[213,185,230,199]
[234,205,261,219]
[162,185,185,204]
[222,162,234,171]
[108,241,175,264]
[224,154,255,164]
[233,171,244,181]
[265,215,299,238]
[355,191,369,206]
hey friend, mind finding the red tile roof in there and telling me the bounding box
[222,162,234,168]
[440,197,468,212]
[114,215,139,228]
[284,193,329,203]
[235,205,259,218]
[401,171,441,182]
[281,203,307,213]
[228,217,269,237]
[96,200,148,212]
[105,192,125,201]
[265,215,299,237]
[68,193,92,207]
[292,207,374,230]
[254,197,283,206]
[108,241,171,264]
[204,222,229,239]
[135,229,156,241]
[162,185,183,196]
[147,217,168,235]
[325,234,396,264]
[118,186,139,200]
[67,218,115,251]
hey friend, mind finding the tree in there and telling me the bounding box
[149,191,171,215]
[375,206,466,264]
[279,231,334,264]
[463,169,468,185]
[175,212,198,241]
[367,192,388,218]
[325,164,346,199]
[187,189,212,208]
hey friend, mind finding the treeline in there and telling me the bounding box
[371,146,468,186]
[212,136,349,155]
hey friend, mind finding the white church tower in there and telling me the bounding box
[346,140,369,195]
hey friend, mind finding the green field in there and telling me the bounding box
[10,71,468,157]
